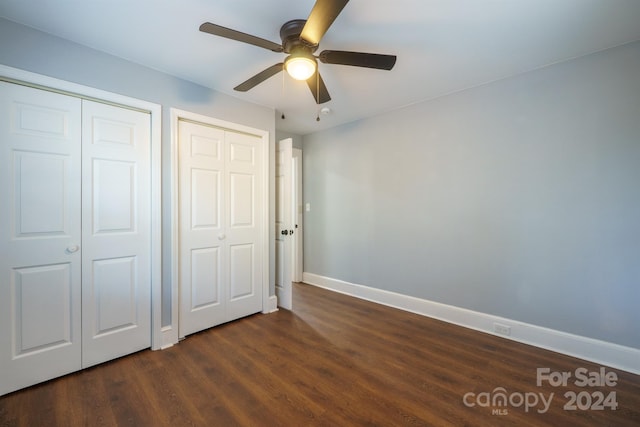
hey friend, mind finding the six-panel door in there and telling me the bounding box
[225,130,263,320]
[178,121,227,335]
[0,82,82,395]
[81,100,151,368]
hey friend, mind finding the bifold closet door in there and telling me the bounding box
[178,120,263,338]
[179,122,227,335]
[224,129,263,320]
[0,82,152,396]
[81,100,151,368]
[0,82,83,395]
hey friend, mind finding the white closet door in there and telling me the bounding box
[178,120,263,337]
[275,138,293,310]
[81,100,151,367]
[0,82,82,395]
[178,121,227,336]
[225,130,263,320]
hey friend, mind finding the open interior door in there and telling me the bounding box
[275,138,293,310]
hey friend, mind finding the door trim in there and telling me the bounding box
[170,108,270,345]
[292,147,304,282]
[0,65,163,351]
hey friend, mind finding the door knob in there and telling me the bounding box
[289,230,294,235]
[218,234,226,240]
[66,244,80,254]
[281,230,289,236]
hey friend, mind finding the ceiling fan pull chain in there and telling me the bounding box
[281,63,286,120]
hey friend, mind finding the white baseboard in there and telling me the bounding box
[263,295,279,314]
[302,272,640,375]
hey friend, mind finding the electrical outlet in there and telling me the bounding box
[494,323,511,336]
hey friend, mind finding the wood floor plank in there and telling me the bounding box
[1,282,639,426]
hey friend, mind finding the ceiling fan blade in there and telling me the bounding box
[300,0,349,46]
[200,22,283,53]
[234,63,284,92]
[319,50,397,70]
[306,72,331,104]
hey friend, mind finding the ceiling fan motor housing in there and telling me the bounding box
[280,19,318,54]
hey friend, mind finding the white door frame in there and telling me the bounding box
[0,65,163,350]
[170,108,270,344]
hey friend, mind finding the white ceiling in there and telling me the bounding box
[2,0,640,135]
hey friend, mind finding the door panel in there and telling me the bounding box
[92,159,136,233]
[275,138,293,310]
[92,256,137,335]
[190,247,222,309]
[0,82,82,396]
[225,131,262,320]
[229,243,254,299]
[10,100,70,138]
[81,100,151,368]
[179,121,227,336]
[15,152,69,234]
[229,172,255,227]
[12,264,73,355]
[92,116,138,147]
[191,168,221,228]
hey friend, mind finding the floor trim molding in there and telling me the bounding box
[302,272,640,375]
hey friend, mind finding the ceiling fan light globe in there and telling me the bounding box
[285,56,316,81]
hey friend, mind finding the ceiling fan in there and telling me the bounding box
[199,0,397,104]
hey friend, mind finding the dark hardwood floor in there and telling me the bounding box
[1,282,639,426]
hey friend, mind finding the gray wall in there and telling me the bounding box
[0,19,277,327]
[302,41,640,349]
